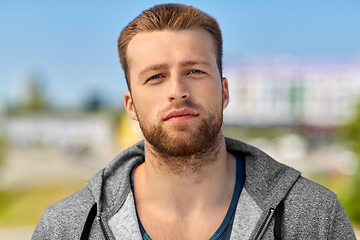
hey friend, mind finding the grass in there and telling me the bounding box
[0,181,86,226]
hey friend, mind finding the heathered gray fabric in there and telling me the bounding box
[32,138,357,239]
[108,191,143,239]
[230,189,262,240]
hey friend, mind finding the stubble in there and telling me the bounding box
[135,99,224,175]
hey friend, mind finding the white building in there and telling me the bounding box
[4,115,113,150]
[224,60,360,126]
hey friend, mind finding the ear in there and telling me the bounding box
[124,91,138,121]
[222,77,229,109]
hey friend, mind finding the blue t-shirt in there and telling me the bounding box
[131,154,245,240]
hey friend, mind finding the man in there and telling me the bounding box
[32,3,356,240]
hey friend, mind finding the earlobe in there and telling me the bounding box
[222,77,230,109]
[124,91,138,121]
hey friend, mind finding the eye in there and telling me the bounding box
[149,74,161,80]
[145,74,164,84]
[188,69,205,75]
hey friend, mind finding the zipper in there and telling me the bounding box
[98,215,111,240]
[96,185,131,240]
[255,208,275,240]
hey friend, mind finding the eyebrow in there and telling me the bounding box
[138,64,168,78]
[180,60,212,68]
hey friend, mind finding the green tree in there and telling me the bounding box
[11,72,49,114]
[23,75,47,111]
[339,100,360,223]
[0,135,6,167]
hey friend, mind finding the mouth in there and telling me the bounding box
[163,109,199,122]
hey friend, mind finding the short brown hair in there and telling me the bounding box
[118,3,223,90]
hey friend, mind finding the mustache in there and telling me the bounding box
[170,99,199,109]
[159,100,203,118]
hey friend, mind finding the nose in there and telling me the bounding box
[167,74,190,102]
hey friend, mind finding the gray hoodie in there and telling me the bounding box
[32,138,356,239]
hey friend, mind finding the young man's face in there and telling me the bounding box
[124,28,229,158]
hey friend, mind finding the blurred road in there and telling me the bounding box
[0,226,34,240]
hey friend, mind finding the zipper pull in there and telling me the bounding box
[98,215,111,240]
[255,208,275,240]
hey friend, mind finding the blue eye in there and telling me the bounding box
[190,69,203,74]
[150,74,161,79]
[145,74,164,84]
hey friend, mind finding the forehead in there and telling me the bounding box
[126,29,217,81]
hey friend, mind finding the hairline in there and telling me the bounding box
[118,4,223,91]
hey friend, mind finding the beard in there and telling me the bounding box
[134,99,224,174]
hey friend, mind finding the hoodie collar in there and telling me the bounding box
[87,138,301,216]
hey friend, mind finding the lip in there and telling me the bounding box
[163,109,199,121]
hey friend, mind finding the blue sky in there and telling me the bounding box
[1,0,359,108]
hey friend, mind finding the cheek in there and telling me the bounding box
[200,83,223,102]
[132,91,160,117]
[209,88,224,110]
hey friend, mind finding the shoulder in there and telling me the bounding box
[282,176,356,239]
[32,187,95,239]
[284,176,340,221]
[47,186,94,218]
[288,176,337,203]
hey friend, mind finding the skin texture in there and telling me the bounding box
[124,28,236,239]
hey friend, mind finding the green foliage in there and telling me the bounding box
[338,100,360,223]
[341,102,360,157]
[9,73,48,114]
[342,184,360,222]
[21,80,47,112]
[0,136,6,167]
[0,190,11,215]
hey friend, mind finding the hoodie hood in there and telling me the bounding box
[86,138,301,219]
[87,140,146,218]
[225,138,301,210]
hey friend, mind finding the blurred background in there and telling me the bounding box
[1,0,360,238]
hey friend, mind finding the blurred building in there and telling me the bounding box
[224,59,360,126]
[3,116,113,151]
[1,112,143,152]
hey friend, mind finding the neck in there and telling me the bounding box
[133,131,236,215]
[146,131,223,178]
